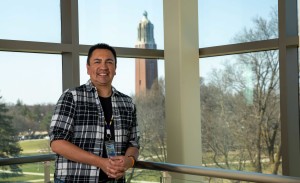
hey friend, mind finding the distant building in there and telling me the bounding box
[135,11,158,96]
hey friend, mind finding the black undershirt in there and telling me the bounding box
[99,96,115,181]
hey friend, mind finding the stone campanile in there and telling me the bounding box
[135,11,158,95]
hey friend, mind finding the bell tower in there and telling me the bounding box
[135,11,158,96]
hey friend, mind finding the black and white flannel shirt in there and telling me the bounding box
[49,80,140,182]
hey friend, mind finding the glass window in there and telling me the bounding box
[0,0,61,43]
[0,51,62,105]
[198,0,278,48]
[200,51,281,174]
[78,0,164,49]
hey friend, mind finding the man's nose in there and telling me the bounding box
[99,61,108,68]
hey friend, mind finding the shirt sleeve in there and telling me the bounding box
[49,90,76,144]
[129,104,140,149]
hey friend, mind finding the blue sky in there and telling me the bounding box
[0,0,277,105]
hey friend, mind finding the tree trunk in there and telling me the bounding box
[272,143,282,174]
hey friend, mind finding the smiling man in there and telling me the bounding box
[49,43,140,183]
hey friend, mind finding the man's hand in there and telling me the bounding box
[98,158,119,178]
[106,156,134,179]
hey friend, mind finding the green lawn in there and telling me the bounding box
[0,139,54,182]
[4,139,278,182]
[1,139,161,182]
[19,139,51,154]
[0,174,47,183]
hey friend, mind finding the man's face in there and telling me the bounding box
[87,49,116,87]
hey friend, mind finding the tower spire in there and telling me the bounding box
[135,11,158,96]
[136,11,156,48]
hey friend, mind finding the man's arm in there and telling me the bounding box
[51,140,107,170]
[125,146,139,166]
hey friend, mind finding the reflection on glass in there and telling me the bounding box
[200,51,281,174]
[198,0,278,47]
[0,52,62,105]
[78,0,164,49]
[0,0,60,42]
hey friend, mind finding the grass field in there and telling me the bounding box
[1,139,161,182]
[1,139,283,182]
[0,139,54,183]
[19,139,51,154]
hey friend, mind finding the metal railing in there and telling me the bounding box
[1,154,300,183]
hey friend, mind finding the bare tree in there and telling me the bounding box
[135,78,166,162]
[201,8,281,175]
[233,8,280,173]
[7,101,54,138]
[127,78,166,182]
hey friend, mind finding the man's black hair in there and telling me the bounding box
[87,43,117,66]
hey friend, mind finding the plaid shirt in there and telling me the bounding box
[49,80,140,182]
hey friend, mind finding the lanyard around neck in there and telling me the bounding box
[105,116,113,140]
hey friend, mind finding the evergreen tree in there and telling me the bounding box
[0,96,22,176]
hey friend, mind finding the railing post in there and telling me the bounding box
[44,161,51,183]
[162,171,172,183]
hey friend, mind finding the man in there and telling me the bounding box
[49,43,140,182]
